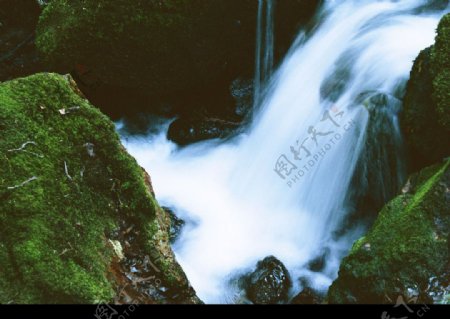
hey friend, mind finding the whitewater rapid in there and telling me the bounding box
[120,0,448,303]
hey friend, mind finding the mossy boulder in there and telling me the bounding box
[0,73,199,304]
[35,0,319,117]
[328,159,450,304]
[36,0,258,104]
[402,13,450,170]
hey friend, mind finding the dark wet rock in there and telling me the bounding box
[0,0,44,82]
[168,116,241,146]
[244,256,292,304]
[307,249,330,272]
[339,91,407,233]
[230,78,254,117]
[320,53,353,103]
[291,287,322,304]
[355,92,405,206]
[164,208,186,244]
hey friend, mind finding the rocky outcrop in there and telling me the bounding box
[35,0,319,120]
[241,256,292,304]
[328,159,450,304]
[0,73,200,304]
[401,13,450,171]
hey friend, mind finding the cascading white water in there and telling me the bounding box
[120,0,448,304]
[254,0,275,108]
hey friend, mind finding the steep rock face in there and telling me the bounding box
[0,73,199,304]
[328,159,450,304]
[401,13,450,171]
[35,0,319,118]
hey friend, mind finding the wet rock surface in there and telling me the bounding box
[290,287,323,304]
[242,256,292,304]
[164,208,186,244]
[167,116,241,146]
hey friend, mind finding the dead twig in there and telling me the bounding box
[7,176,38,190]
[7,141,44,158]
[8,141,36,152]
[59,106,81,115]
[64,161,72,181]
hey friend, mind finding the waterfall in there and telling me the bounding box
[121,0,448,304]
[254,0,275,108]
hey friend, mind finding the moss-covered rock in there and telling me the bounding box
[35,0,319,117]
[0,73,199,304]
[328,159,450,304]
[433,14,450,129]
[36,0,257,101]
[402,14,450,170]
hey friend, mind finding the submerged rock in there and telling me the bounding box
[350,92,405,216]
[244,256,292,304]
[328,159,450,304]
[307,248,330,272]
[167,116,241,146]
[0,73,200,304]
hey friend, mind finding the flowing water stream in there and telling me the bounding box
[120,0,448,304]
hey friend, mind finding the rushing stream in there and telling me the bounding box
[120,0,449,303]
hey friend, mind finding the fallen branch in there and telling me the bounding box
[8,141,44,158]
[7,176,38,190]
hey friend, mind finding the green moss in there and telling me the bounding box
[328,160,450,304]
[35,0,257,99]
[402,14,450,169]
[349,237,366,255]
[433,14,450,129]
[0,73,189,303]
